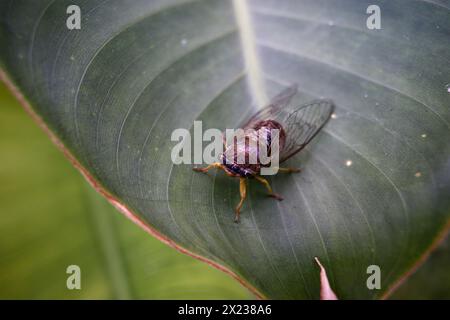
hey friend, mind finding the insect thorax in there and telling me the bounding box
[220,120,286,177]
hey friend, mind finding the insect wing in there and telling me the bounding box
[237,84,334,162]
[279,99,334,162]
[240,84,298,129]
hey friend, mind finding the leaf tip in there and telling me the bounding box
[314,257,338,300]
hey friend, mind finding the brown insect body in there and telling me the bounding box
[220,120,286,177]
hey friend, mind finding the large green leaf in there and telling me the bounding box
[0,82,250,299]
[1,0,449,299]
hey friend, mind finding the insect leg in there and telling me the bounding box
[192,162,222,173]
[222,168,239,177]
[193,162,239,177]
[254,176,283,201]
[277,167,301,173]
[234,178,247,223]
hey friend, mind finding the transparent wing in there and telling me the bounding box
[240,84,298,129]
[238,85,334,162]
[279,99,334,162]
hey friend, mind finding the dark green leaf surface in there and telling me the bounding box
[0,82,250,299]
[1,0,449,299]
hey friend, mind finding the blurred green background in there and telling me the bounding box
[0,81,448,299]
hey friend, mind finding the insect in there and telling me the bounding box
[193,85,334,223]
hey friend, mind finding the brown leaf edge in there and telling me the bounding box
[0,68,264,299]
[381,220,450,299]
[1,67,450,300]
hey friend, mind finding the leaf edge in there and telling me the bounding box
[0,67,265,300]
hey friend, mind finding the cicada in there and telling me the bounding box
[193,85,334,222]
